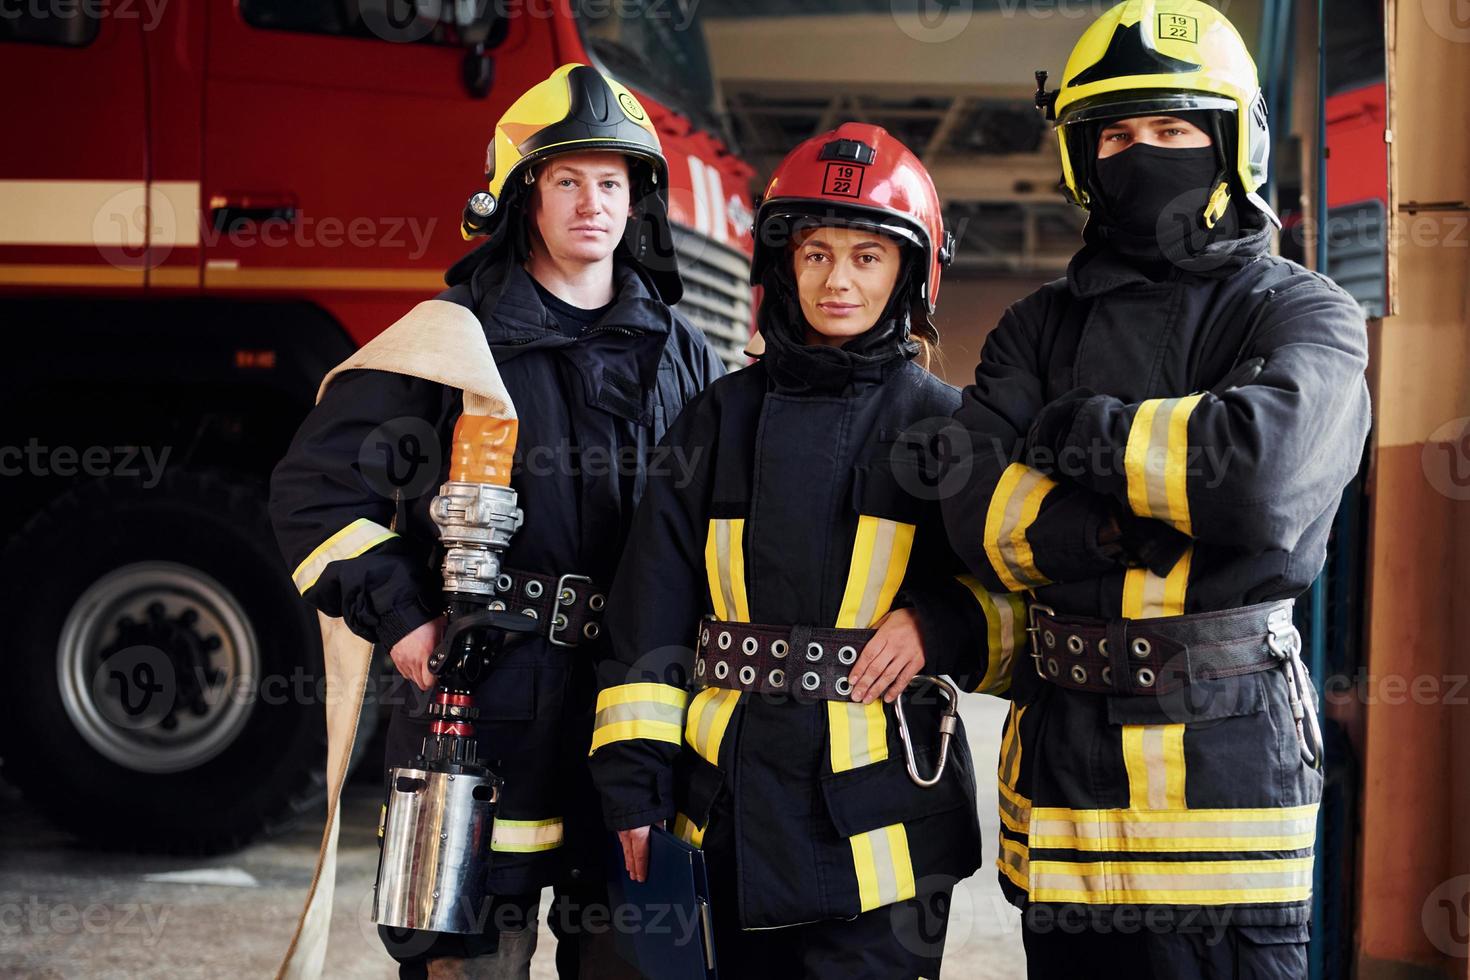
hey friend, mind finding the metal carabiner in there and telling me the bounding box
[894,674,961,788]
[1267,610,1323,769]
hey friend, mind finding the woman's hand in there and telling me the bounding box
[618,826,653,882]
[389,615,445,692]
[847,607,926,704]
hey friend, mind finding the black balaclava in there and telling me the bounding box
[1086,111,1244,269]
[756,240,922,395]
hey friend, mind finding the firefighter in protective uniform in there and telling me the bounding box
[940,3,1371,976]
[269,64,724,978]
[589,123,1022,977]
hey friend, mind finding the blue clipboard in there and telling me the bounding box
[605,826,718,980]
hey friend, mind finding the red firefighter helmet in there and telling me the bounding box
[751,122,954,312]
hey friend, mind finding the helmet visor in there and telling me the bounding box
[1061,91,1237,127]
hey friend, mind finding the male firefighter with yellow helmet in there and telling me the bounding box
[940,2,1370,976]
[270,64,723,978]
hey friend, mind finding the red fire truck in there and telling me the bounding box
[0,0,755,853]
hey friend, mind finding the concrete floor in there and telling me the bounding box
[0,697,1025,979]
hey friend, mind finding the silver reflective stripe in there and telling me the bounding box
[714,520,736,621]
[491,818,564,853]
[1141,397,1179,520]
[594,700,686,732]
[867,825,900,906]
[854,519,898,629]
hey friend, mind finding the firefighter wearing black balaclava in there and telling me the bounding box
[588,122,1026,977]
[269,64,724,979]
[939,2,1372,977]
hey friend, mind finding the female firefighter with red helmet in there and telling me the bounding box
[588,123,1024,975]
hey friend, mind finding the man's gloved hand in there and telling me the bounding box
[1097,503,1193,576]
[1022,387,1096,474]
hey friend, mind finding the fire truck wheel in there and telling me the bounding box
[0,469,367,854]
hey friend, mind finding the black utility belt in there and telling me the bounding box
[693,617,876,702]
[490,568,607,647]
[1028,600,1296,696]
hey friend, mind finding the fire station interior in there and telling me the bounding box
[1,0,1466,978]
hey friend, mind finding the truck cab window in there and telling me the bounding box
[240,0,459,45]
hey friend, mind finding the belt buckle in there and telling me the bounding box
[548,573,594,648]
[1265,604,1299,661]
[1027,603,1055,679]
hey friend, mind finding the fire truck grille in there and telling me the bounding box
[671,230,754,371]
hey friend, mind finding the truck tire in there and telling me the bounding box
[0,469,368,854]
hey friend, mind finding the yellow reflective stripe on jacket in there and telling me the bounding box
[998,834,1030,891]
[850,822,916,912]
[998,703,1026,788]
[1027,856,1315,906]
[998,780,1032,835]
[589,683,688,754]
[983,463,1057,591]
[956,575,1025,695]
[684,687,742,766]
[491,817,563,853]
[1028,803,1320,853]
[1123,394,1205,534]
[704,518,750,622]
[827,700,889,772]
[291,517,398,594]
[1121,724,1188,810]
[1122,546,1193,619]
[835,515,916,629]
[673,812,706,848]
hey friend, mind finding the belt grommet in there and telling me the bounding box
[525,580,543,599]
[1046,658,1059,677]
[768,668,785,688]
[488,600,506,611]
[742,636,759,656]
[1131,637,1152,659]
[718,631,732,650]
[558,587,576,605]
[1136,667,1156,687]
[582,622,600,640]
[553,613,567,630]
[1070,664,1088,684]
[1066,635,1085,655]
[496,573,513,592]
[521,607,539,621]
[1043,630,1056,649]
[714,661,729,680]
[1098,638,1110,656]
[589,594,606,611]
[801,671,821,691]
[834,676,852,697]
[771,639,789,659]
[700,628,711,647]
[1100,666,1112,685]
[695,659,706,678]
[837,645,857,665]
[806,642,824,662]
[738,665,756,686]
